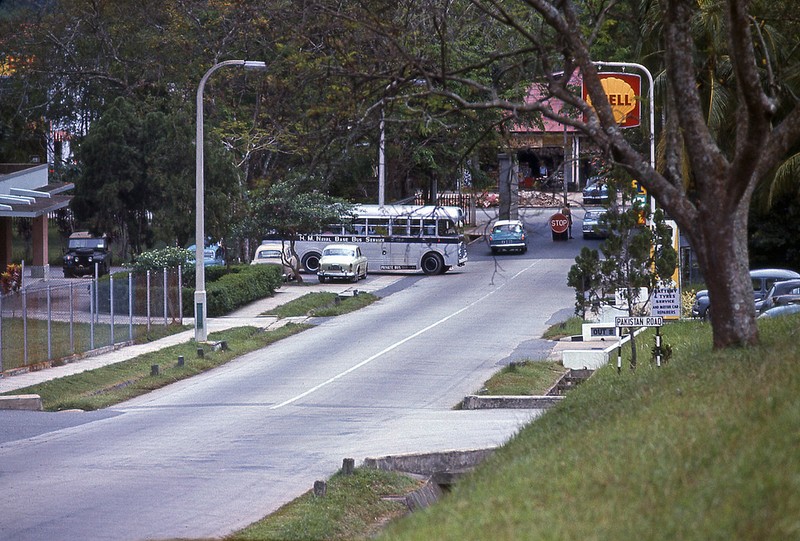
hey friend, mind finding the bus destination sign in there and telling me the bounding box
[614,316,663,328]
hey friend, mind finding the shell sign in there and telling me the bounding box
[583,73,641,128]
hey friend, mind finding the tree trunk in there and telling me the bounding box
[685,205,759,348]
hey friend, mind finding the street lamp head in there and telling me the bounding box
[243,61,267,70]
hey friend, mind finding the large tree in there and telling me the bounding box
[337,0,800,349]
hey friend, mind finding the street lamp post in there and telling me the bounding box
[195,59,266,343]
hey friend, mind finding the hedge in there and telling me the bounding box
[182,264,283,317]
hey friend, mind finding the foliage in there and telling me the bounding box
[262,291,378,318]
[478,360,567,396]
[240,174,354,280]
[233,468,421,541]
[0,263,22,295]
[71,96,241,256]
[182,263,283,317]
[129,247,194,273]
[567,248,603,318]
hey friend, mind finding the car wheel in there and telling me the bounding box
[63,270,72,278]
[491,247,498,255]
[421,252,445,275]
[302,252,321,274]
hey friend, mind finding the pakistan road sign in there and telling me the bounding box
[614,316,663,327]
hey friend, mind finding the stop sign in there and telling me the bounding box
[550,213,569,234]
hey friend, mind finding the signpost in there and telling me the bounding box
[614,316,665,372]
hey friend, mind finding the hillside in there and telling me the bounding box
[379,316,800,540]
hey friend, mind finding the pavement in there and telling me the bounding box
[0,275,404,395]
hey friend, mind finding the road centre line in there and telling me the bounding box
[270,261,537,409]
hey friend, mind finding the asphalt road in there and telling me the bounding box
[0,207,591,541]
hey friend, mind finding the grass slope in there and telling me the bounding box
[378,316,800,541]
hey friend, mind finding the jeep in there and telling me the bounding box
[63,232,112,278]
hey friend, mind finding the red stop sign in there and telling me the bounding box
[550,213,569,234]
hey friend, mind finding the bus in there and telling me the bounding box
[276,204,468,276]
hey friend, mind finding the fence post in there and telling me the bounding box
[178,265,183,325]
[146,270,151,334]
[110,274,115,346]
[0,293,4,372]
[47,285,52,360]
[129,272,134,341]
[23,288,28,366]
[90,280,95,350]
[163,267,168,326]
[69,282,75,354]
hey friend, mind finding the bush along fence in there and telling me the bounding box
[0,267,184,375]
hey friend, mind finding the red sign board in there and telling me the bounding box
[583,72,641,128]
[550,213,569,234]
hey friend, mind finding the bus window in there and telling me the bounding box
[391,218,409,236]
[423,219,437,236]
[409,219,422,236]
[350,218,367,235]
[367,218,390,235]
[436,219,455,236]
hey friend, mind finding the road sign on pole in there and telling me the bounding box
[614,316,663,327]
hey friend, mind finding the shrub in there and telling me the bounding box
[182,264,283,317]
[130,247,193,272]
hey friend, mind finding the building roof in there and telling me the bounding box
[0,163,73,218]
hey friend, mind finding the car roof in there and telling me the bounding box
[493,219,523,226]
[323,243,358,249]
[750,268,800,279]
[770,279,800,290]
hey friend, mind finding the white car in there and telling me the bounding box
[251,242,298,280]
[317,244,368,283]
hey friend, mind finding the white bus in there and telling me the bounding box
[279,204,468,275]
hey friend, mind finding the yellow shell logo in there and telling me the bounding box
[586,77,637,124]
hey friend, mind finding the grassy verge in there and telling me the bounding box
[376,315,800,540]
[478,360,567,395]
[541,316,583,339]
[262,292,379,318]
[230,468,423,541]
[3,324,310,410]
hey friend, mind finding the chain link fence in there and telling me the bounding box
[1,267,184,374]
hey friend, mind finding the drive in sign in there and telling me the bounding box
[614,316,663,327]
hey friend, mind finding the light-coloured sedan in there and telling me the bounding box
[251,242,298,280]
[317,244,368,283]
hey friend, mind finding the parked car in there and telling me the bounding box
[758,303,800,319]
[582,177,609,204]
[251,242,298,281]
[317,244,368,283]
[582,208,609,239]
[691,268,800,319]
[757,278,800,313]
[489,219,528,253]
[186,242,225,267]
[63,232,112,278]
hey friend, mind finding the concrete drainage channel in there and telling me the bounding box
[360,368,594,512]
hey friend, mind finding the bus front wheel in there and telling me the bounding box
[302,252,321,274]
[421,253,445,275]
